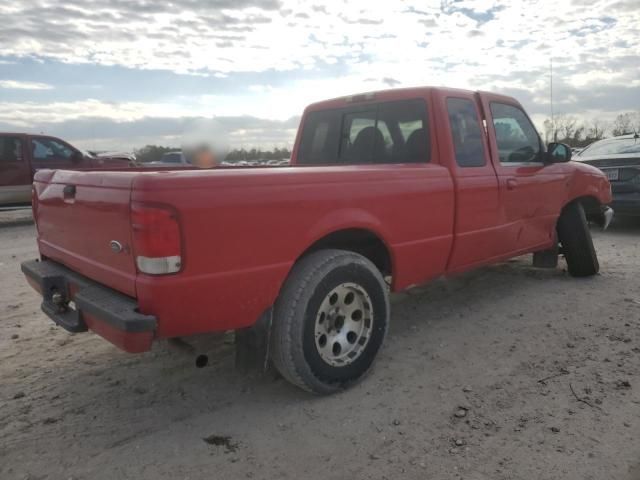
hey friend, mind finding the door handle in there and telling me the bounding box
[506,178,518,190]
[63,184,76,198]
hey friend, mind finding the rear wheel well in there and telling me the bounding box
[300,229,392,278]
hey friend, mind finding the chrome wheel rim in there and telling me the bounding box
[314,282,373,367]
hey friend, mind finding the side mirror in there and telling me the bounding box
[546,142,572,163]
[71,151,83,163]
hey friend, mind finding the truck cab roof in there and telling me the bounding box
[304,86,520,113]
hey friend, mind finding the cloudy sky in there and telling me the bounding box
[0,0,638,150]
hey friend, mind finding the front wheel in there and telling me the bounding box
[557,202,599,277]
[271,249,389,394]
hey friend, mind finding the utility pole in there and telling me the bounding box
[550,58,555,142]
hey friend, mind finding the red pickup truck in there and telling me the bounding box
[21,87,613,394]
[0,132,134,207]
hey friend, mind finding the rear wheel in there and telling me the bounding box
[557,202,599,277]
[271,249,389,394]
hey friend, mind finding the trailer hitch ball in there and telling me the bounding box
[52,292,64,306]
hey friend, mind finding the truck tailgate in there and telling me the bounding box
[34,169,137,297]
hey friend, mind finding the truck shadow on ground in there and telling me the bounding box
[7,255,584,449]
[602,216,640,234]
[3,225,636,479]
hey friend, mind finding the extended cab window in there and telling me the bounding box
[377,100,429,163]
[490,103,542,164]
[32,138,74,161]
[298,99,429,165]
[298,110,342,164]
[0,136,23,163]
[447,98,486,167]
[339,110,378,164]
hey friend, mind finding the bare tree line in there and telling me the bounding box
[542,111,640,147]
[134,144,292,163]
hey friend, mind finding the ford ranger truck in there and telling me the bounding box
[21,87,613,394]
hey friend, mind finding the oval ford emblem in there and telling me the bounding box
[110,240,123,253]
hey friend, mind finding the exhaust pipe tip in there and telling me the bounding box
[195,354,209,368]
[167,339,209,368]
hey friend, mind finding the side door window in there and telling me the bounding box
[31,138,74,163]
[0,136,30,189]
[447,98,486,167]
[0,136,24,163]
[490,103,542,164]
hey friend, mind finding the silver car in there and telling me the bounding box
[575,134,640,216]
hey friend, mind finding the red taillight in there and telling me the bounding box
[131,203,182,275]
[31,185,39,235]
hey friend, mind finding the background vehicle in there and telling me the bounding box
[161,151,188,164]
[22,87,612,394]
[88,150,137,163]
[575,133,640,215]
[0,133,135,206]
[144,151,190,167]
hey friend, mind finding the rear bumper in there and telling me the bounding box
[21,259,156,353]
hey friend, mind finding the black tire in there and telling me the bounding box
[271,249,389,394]
[557,202,599,277]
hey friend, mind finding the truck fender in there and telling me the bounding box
[564,170,611,207]
[297,208,392,262]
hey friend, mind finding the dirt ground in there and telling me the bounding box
[1,219,639,480]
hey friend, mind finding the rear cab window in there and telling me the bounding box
[298,98,430,165]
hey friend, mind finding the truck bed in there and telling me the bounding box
[33,164,455,338]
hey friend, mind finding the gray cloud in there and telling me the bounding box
[475,67,640,121]
[339,15,384,25]
[419,18,438,28]
[1,0,639,148]
[0,0,281,71]
[382,77,401,87]
[599,0,637,12]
